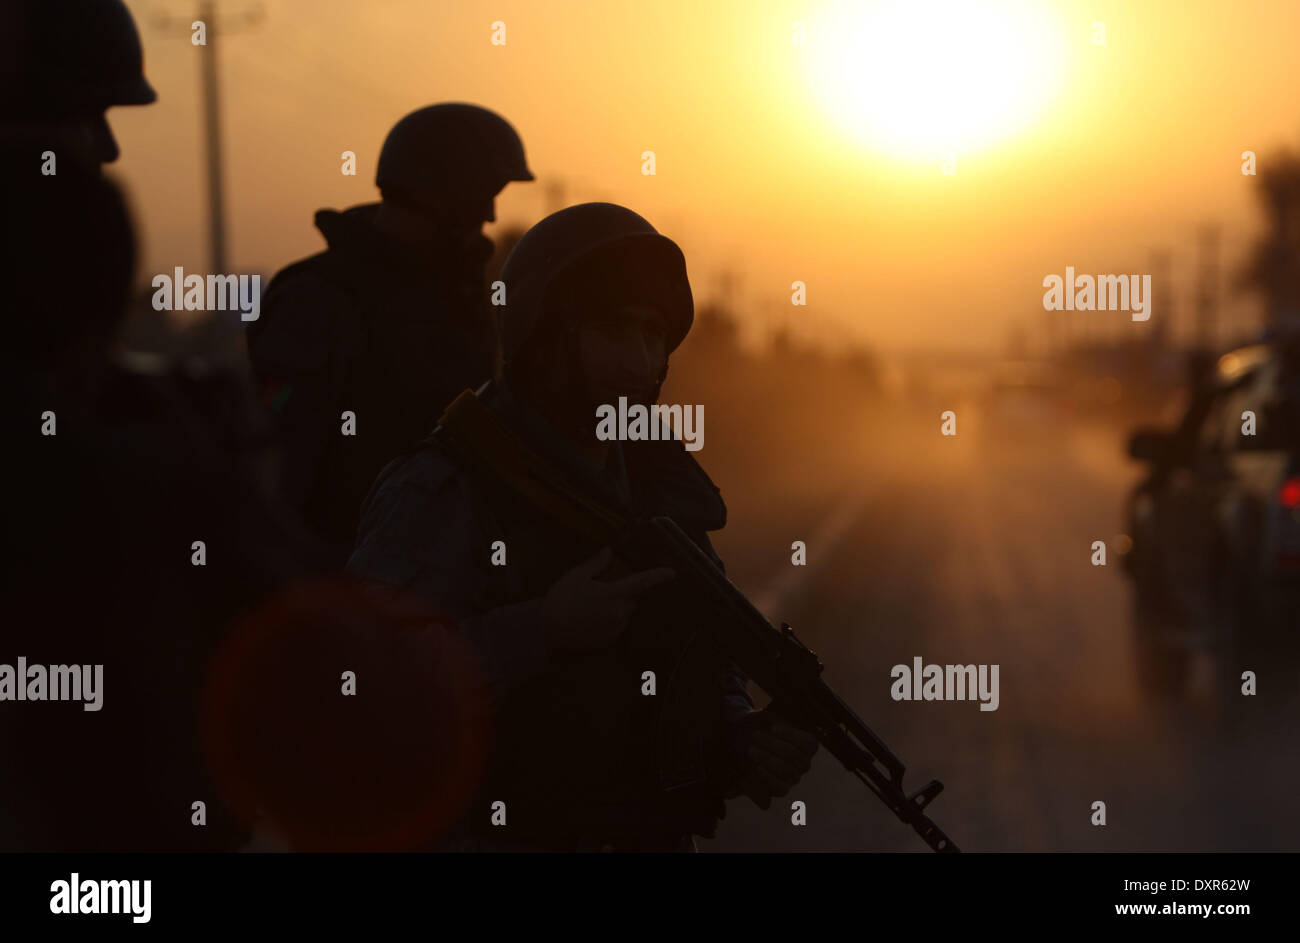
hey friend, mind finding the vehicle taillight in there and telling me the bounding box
[1281,477,1300,509]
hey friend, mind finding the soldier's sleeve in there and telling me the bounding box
[346,449,551,706]
[247,271,351,513]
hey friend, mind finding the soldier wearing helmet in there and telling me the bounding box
[247,103,533,567]
[347,203,818,852]
[0,0,157,167]
[0,167,313,851]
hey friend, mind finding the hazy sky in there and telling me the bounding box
[111,0,1300,352]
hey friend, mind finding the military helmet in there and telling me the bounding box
[375,103,533,213]
[498,202,694,367]
[1,0,157,119]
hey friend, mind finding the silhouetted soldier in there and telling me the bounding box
[0,170,303,850]
[0,1,310,850]
[348,203,818,852]
[0,168,498,849]
[0,0,156,168]
[248,103,534,567]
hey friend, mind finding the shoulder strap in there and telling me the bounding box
[429,387,628,544]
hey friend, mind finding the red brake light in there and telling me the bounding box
[1281,477,1300,509]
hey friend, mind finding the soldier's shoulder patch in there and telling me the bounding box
[378,443,462,498]
[417,444,463,493]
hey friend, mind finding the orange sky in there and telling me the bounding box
[111,0,1300,353]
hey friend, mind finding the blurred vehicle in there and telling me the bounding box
[1121,333,1300,705]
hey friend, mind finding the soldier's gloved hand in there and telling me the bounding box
[541,547,676,653]
[725,708,818,810]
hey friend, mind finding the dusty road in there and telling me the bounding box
[703,396,1300,852]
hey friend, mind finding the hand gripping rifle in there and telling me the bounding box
[431,386,961,853]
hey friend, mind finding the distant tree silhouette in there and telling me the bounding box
[1239,147,1300,324]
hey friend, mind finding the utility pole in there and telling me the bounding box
[198,0,226,273]
[151,2,263,274]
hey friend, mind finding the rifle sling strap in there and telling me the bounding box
[432,389,627,543]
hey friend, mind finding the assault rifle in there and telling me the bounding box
[431,384,960,853]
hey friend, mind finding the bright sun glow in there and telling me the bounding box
[806,0,1068,163]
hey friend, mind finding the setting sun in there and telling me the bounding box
[805,0,1069,163]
